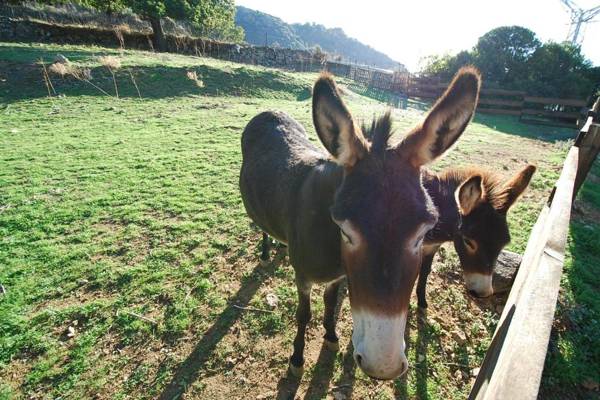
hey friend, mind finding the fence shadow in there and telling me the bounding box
[468,304,516,398]
[473,113,576,143]
[157,253,281,400]
[415,308,430,400]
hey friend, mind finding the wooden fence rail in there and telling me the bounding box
[323,63,590,128]
[468,99,600,399]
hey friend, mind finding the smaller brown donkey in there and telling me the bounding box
[413,165,536,308]
[239,67,481,380]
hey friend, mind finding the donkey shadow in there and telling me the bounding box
[275,280,358,400]
[157,249,284,400]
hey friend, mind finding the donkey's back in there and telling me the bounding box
[240,111,326,243]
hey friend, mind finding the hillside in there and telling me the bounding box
[235,6,404,70]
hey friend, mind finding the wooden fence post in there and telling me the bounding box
[573,121,600,198]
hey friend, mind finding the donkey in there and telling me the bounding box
[411,165,536,308]
[239,67,481,380]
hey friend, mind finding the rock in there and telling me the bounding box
[451,330,467,345]
[54,54,70,64]
[333,392,346,400]
[417,354,425,363]
[582,378,599,391]
[265,293,279,308]
[0,284,6,295]
[471,367,480,377]
[256,392,275,400]
[493,250,522,294]
[66,326,76,338]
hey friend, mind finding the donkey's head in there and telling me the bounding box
[453,165,536,298]
[312,67,481,380]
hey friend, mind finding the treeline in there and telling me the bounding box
[420,26,600,99]
[9,0,243,49]
[235,6,404,70]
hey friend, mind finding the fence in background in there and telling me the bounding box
[0,11,591,128]
[324,69,589,128]
[467,99,600,399]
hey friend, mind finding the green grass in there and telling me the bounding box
[0,41,587,399]
[541,161,600,399]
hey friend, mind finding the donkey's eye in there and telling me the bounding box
[341,230,352,245]
[463,237,477,252]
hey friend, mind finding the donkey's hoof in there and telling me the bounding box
[259,257,270,267]
[288,362,304,377]
[324,339,340,352]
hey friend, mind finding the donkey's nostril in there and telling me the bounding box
[399,360,408,376]
[355,353,363,367]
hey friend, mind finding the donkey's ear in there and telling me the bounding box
[456,175,484,215]
[399,67,481,167]
[312,73,368,167]
[496,165,536,213]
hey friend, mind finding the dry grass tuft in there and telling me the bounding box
[99,56,122,71]
[48,62,70,77]
[186,70,204,88]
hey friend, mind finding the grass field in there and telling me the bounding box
[0,42,597,400]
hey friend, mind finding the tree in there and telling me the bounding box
[473,26,541,86]
[525,41,594,98]
[124,0,242,51]
[419,50,474,81]
[39,0,243,50]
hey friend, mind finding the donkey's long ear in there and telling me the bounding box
[496,165,536,213]
[399,67,481,167]
[456,175,485,215]
[313,73,368,167]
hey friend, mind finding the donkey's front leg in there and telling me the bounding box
[289,276,312,377]
[323,280,341,351]
[417,251,436,308]
[259,232,270,266]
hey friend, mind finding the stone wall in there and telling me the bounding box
[0,16,326,71]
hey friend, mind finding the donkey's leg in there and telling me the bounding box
[289,276,312,377]
[417,251,436,308]
[323,280,341,351]
[259,232,270,266]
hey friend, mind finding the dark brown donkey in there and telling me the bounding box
[239,67,481,380]
[410,165,536,308]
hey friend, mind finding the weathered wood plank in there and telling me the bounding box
[480,88,527,96]
[477,108,522,116]
[574,123,600,198]
[524,96,586,107]
[469,146,579,400]
[521,108,580,119]
[478,98,523,107]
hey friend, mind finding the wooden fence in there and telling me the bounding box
[323,64,590,128]
[467,99,600,399]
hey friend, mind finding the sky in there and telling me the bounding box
[236,0,600,71]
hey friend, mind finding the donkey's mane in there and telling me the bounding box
[437,167,509,210]
[361,111,393,154]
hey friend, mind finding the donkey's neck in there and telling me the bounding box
[422,169,470,244]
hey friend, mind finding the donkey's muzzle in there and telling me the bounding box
[351,310,409,380]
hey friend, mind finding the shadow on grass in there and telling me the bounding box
[415,308,429,400]
[0,44,311,103]
[540,160,600,399]
[157,254,281,400]
[303,282,348,400]
[331,340,357,399]
[473,113,576,143]
[394,308,410,400]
